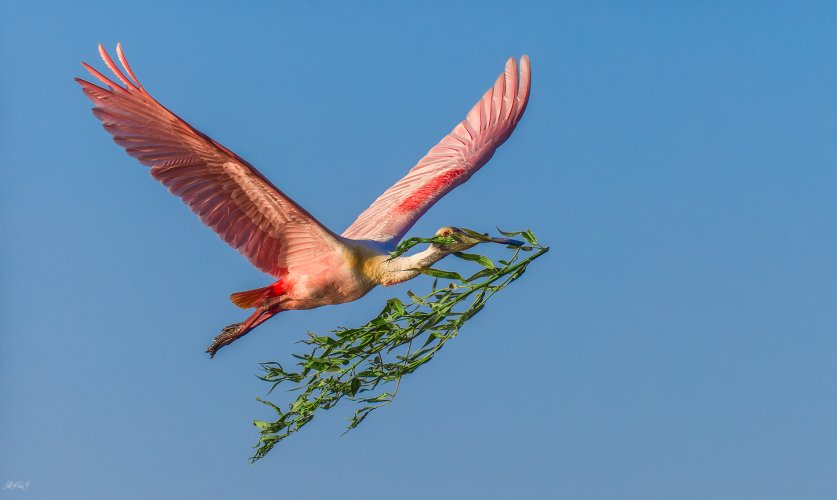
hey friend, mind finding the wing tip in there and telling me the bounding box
[516,55,531,120]
[507,55,530,72]
[95,42,143,93]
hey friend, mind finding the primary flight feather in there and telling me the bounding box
[77,44,531,356]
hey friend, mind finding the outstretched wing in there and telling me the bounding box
[342,56,531,245]
[77,44,344,278]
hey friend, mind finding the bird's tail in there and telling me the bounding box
[230,280,288,309]
[230,286,272,308]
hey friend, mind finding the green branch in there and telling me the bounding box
[251,229,548,461]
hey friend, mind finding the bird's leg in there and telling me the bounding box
[207,306,280,357]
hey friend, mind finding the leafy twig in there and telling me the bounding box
[251,228,548,461]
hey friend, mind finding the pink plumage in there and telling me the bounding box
[77,44,532,356]
[343,56,530,244]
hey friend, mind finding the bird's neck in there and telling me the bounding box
[377,246,448,286]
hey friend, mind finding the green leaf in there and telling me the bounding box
[458,227,492,242]
[465,268,494,282]
[418,268,465,281]
[389,235,457,258]
[363,392,393,403]
[454,252,496,269]
[522,229,538,245]
[387,298,406,316]
[496,227,523,237]
[253,419,272,431]
[349,377,361,396]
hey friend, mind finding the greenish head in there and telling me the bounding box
[433,227,524,253]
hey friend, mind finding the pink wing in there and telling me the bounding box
[342,56,531,245]
[77,44,344,278]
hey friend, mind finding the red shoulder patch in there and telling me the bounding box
[396,168,467,213]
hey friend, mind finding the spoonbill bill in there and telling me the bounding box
[77,44,531,356]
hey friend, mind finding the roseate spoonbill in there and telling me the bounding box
[77,44,531,356]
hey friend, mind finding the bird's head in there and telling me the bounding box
[432,227,525,253]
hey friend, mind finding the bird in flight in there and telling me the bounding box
[77,44,531,357]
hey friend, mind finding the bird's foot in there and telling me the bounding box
[207,322,245,358]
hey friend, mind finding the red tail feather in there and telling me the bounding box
[230,281,287,309]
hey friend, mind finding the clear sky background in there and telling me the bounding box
[2,1,836,499]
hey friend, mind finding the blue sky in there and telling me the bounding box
[2,1,836,499]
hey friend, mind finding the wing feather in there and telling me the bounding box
[342,56,531,245]
[78,44,344,278]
